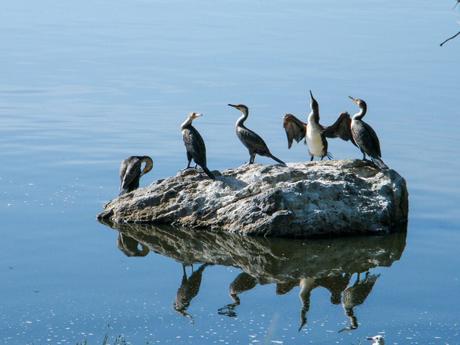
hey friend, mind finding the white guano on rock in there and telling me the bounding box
[97,160,408,238]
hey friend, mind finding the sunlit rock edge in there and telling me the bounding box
[97,160,408,238]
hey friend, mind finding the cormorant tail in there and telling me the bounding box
[268,153,287,166]
[371,157,388,170]
[201,166,216,180]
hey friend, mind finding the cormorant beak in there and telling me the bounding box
[228,104,237,108]
[195,113,202,117]
[366,337,373,340]
[348,96,358,104]
[309,90,316,102]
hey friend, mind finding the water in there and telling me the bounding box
[1,1,459,344]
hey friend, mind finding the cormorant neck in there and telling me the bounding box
[181,116,194,129]
[353,105,367,120]
[140,156,153,175]
[307,110,320,125]
[236,109,248,127]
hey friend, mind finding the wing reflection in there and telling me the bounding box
[100,221,406,329]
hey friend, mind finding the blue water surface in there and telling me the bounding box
[0,1,459,344]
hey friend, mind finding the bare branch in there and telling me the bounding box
[440,31,460,46]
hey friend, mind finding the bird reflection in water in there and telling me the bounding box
[297,273,352,331]
[174,263,211,322]
[218,272,257,317]
[340,271,380,332]
[117,233,149,257]
[101,223,406,331]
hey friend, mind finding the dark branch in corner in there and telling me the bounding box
[440,31,460,47]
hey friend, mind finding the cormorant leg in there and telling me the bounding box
[320,156,324,161]
[194,164,198,169]
[362,152,368,161]
[310,156,314,161]
[249,153,256,164]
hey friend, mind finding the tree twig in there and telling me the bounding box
[440,31,460,46]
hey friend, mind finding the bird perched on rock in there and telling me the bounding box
[228,104,286,166]
[283,91,355,160]
[367,335,385,345]
[119,156,153,195]
[348,96,388,169]
[181,112,215,179]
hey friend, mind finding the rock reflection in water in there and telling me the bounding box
[101,222,406,331]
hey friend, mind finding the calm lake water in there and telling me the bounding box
[1,1,459,344]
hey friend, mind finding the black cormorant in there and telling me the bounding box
[349,96,388,169]
[284,91,355,161]
[228,104,286,166]
[119,156,153,195]
[181,112,215,179]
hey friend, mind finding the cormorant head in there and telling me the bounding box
[309,90,319,113]
[189,112,202,120]
[228,104,249,114]
[348,96,367,110]
[140,156,153,175]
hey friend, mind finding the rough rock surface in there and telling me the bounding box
[98,160,408,237]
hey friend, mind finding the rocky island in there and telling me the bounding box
[97,160,408,238]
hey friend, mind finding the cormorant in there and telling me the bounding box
[349,96,388,169]
[119,156,153,195]
[181,112,215,179]
[228,104,286,166]
[283,91,355,160]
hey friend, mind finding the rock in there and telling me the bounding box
[97,160,408,238]
[103,223,407,283]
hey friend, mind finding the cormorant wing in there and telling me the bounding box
[183,126,207,166]
[120,157,142,191]
[323,112,356,146]
[283,114,306,148]
[361,121,382,157]
[119,158,129,186]
[238,126,270,154]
